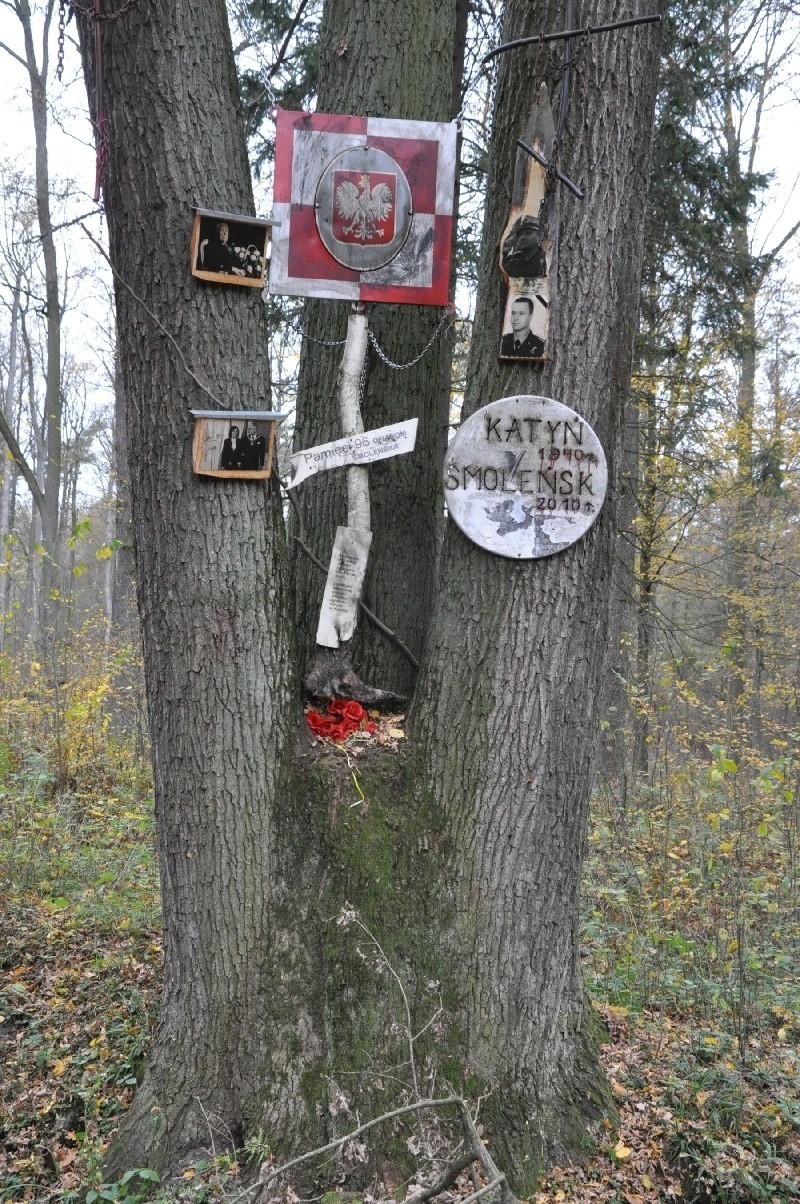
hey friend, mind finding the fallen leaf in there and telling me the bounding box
[388,727,405,739]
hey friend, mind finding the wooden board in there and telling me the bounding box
[288,418,418,488]
[498,83,557,361]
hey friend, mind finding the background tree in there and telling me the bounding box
[0,1,65,649]
[628,0,800,773]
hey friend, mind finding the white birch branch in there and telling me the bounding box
[339,310,370,532]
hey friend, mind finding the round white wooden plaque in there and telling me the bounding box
[444,396,608,559]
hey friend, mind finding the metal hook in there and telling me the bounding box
[517,140,583,200]
[482,13,662,66]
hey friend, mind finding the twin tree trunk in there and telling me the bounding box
[90,0,662,1190]
[410,0,662,1179]
[291,0,467,696]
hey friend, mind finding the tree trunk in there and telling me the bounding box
[290,0,463,697]
[110,354,137,636]
[79,0,304,1176]
[85,0,664,1189]
[410,0,663,1185]
[0,278,22,650]
[18,0,63,649]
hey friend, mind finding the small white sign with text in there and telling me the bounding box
[289,418,418,488]
[316,526,373,648]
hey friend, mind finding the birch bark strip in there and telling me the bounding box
[339,311,371,532]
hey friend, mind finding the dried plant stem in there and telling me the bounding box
[244,1097,461,1201]
[240,1094,514,1204]
[351,913,420,1098]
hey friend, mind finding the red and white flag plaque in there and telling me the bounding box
[270,109,457,306]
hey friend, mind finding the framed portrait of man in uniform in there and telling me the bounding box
[499,283,549,360]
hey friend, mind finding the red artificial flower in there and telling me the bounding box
[329,699,368,722]
[306,697,376,741]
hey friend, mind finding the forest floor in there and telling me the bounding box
[2,702,799,1202]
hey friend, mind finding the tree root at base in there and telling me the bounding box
[304,644,406,707]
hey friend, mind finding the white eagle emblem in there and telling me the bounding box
[335,173,394,242]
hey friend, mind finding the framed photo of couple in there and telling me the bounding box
[191,410,285,480]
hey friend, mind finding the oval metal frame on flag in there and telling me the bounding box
[443,396,608,559]
[315,145,414,272]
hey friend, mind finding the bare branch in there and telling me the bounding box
[0,39,29,71]
[249,1097,463,1198]
[408,1151,479,1204]
[80,224,226,410]
[0,406,44,511]
[268,0,312,81]
[764,216,800,270]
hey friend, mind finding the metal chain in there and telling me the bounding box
[80,0,141,21]
[367,309,455,371]
[57,0,142,82]
[358,343,369,410]
[298,328,347,349]
[57,0,66,81]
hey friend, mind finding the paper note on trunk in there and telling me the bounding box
[289,418,418,488]
[317,526,373,648]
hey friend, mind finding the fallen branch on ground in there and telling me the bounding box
[238,1095,517,1204]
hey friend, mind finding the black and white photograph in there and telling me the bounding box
[190,208,275,288]
[500,211,548,280]
[499,286,549,360]
[191,410,284,479]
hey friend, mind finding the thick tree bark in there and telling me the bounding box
[410,0,663,1186]
[82,0,663,1189]
[109,356,137,636]
[78,0,306,1177]
[290,0,463,696]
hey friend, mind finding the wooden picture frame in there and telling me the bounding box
[190,208,279,288]
[191,410,285,480]
[497,84,556,362]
